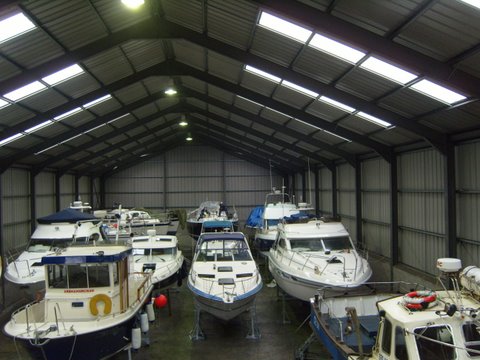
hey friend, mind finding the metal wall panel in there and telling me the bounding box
[318,167,333,214]
[337,163,356,217]
[2,168,31,251]
[60,174,76,209]
[35,172,56,217]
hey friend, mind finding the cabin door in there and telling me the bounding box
[118,258,129,312]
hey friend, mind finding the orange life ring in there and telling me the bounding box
[89,294,112,316]
[403,290,437,310]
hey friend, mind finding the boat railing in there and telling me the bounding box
[283,249,365,281]
[10,300,45,333]
[134,272,153,303]
[192,271,260,297]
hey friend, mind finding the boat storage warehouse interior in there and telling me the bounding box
[1,1,480,359]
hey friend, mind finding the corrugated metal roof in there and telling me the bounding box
[0,0,478,175]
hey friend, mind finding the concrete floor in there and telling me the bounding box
[0,226,330,360]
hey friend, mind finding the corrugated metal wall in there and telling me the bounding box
[457,141,480,267]
[336,163,356,241]
[362,158,391,257]
[398,148,445,274]
[105,145,283,225]
[317,167,332,215]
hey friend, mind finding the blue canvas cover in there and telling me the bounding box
[37,208,98,224]
[245,206,264,228]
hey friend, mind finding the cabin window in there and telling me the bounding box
[289,237,323,251]
[462,322,480,356]
[28,238,71,252]
[414,325,455,360]
[395,326,408,360]
[279,238,287,249]
[321,236,353,251]
[381,318,392,355]
[197,239,251,261]
[47,264,110,288]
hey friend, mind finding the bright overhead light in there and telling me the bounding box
[357,111,391,128]
[83,94,112,108]
[309,34,366,64]
[4,81,47,101]
[0,133,24,147]
[186,133,193,141]
[42,64,84,85]
[140,153,149,158]
[54,107,82,121]
[121,0,145,9]
[25,120,54,134]
[179,115,188,126]
[410,79,466,105]
[164,88,177,95]
[245,65,281,83]
[319,96,356,113]
[360,57,417,85]
[459,0,480,10]
[0,13,36,44]
[258,11,312,43]
[0,98,10,109]
[281,80,319,98]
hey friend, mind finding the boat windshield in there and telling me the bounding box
[289,236,352,252]
[27,238,72,252]
[413,325,455,360]
[266,219,280,228]
[48,263,114,289]
[197,239,252,261]
[133,247,176,258]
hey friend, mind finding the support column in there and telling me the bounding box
[55,172,61,211]
[445,143,457,258]
[331,167,337,217]
[30,171,36,234]
[314,168,319,217]
[390,155,399,269]
[355,160,363,249]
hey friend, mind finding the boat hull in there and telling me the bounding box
[7,316,137,360]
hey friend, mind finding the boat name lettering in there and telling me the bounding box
[64,289,95,293]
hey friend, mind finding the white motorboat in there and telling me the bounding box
[132,229,186,290]
[102,207,170,237]
[303,258,480,360]
[3,236,153,360]
[186,201,239,240]
[268,217,372,301]
[188,231,262,322]
[251,188,314,257]
[4,208,104,296]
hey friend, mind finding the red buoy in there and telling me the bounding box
[154,294,168,308]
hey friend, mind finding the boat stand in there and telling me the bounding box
[277,287,291,324]
[189,301,205,341]
[245,299,261,340]
[294,332,320,360]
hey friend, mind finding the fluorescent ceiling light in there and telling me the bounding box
[25,120,54,134]
[4,81,46,101]
[0,98,10,109]
[85,124,107,133]
[309,34,366,64]
[258,11,312,43]
[34,144,59,155]
[42,64,84,85]
[140,153,149,157]
[360,56,417,84]
[281,80,319,98]
[54,107,82,121]
[83,94,112,108]
[164,88,177,95]
[410,79,466,104]
[107,113,130,124]
[186,136,193,141]
[0,13,36,44]
[357,111,391,128]
[245,65,281,83]
[121,0,145,9]
[0,133,23,147]
[236,95,263,107]
[319,96,355,113]
[459,0,480,10]
[323,130,351,142]
[265,107,291,118]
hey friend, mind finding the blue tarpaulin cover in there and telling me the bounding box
[37,208,98,224]
[245,206,264,228]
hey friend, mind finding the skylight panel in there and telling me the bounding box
[459,0,480,10]
[0,98,10,109]
[0,13,36,44]
[309,34,366,64]
[25,120,54,134]
[245,65,281,83]
[258,11,312,43]
[360,56,417,84]
[83,94,112,108]
[410,79,466,104]
[42,64,84,86]
[281,80,319,98]
[54,107,82,121]
[319,96,355,113]
[4,81,46,101]
[357,112,391,128]
[0,133,24,147]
